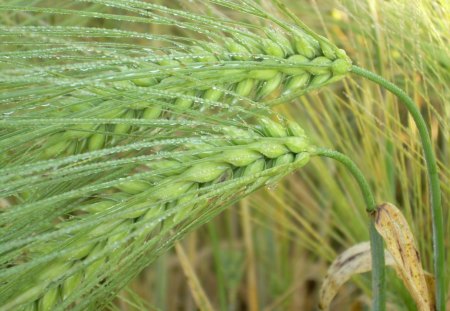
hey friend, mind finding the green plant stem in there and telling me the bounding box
[313,148,385,311]
[351,65,445,311]
[207,223,228,311]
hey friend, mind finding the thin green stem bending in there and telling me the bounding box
[351,65,445,311]
[313,148,386,311]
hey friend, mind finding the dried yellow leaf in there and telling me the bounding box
[319,240,436,310]
[174,242,214,311]
[318,242,395,310]
[374,203,432,311]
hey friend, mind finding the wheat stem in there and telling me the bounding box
[312,147,385,311]
[351,65,445,311]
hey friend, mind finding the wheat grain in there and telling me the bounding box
[36,27,350,159]
[2,118,312,310]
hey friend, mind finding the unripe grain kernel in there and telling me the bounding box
[190,46,217,63]
[136,205,164,238]
[81,200,116,213]
[182,162,230,183]
[65,141,77,154]
[287,120,306,137]
[132,77,158,87]
[220,149,262,167]
[222,126,257,145]
[116,180,150,194]
[38,286,59,311]
[258,73,283,98]
[87,130,106,151]
[331,59,351,75]
[241,158,266,177]
[174,90,196,110]
[129,101,151,110]
[158,59,179,67]
[262,39,285,58]
[142,105,163,120]
[28,241,58,257]
[158,76,181,89]
[172,184,199,223]
[248,60,279,80]
[259,117,287,137]
[88,221,120,237]
[266,153,295,185]
[293,35,319,59]
[100,107,124,119]
[236,35,263,54]
[38,261,71,281]
[113,110,134,135]
[284,74,310,93]
[44,141,69,158]
[64,238,94,260]
[294,152,310,168]
[320,42,337,60]
[147,159,185,176]
[308,57,332,75]
[64,124,95,139]
[239,158,266,192]
[184,142,218,157]
[336,48,350,61]
[203,87,223,102]
[63,272,84,299]
[249,141,288,158]
[282,55,309,75]
[151,181,193,200]
[235,79,255,97]
[284,137,309,153]
[266,30,294,55]
[226,40,250,60]
[84,246,106,279]
[273,153,295,167]
[69,103,92,113]
[221,69,246,78]
[120,203,148,219]
[108,221,131,244]
[249,69,279,80]
[310,73,332,87]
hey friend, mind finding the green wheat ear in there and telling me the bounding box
[5,29,351,161]
[0,1,352,165]
[0,117,312,310]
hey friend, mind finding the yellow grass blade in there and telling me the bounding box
[374,203,432,311]
[319,242,395,310]
[319,240,436,310]
[174,242,215,311]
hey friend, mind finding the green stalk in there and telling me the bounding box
[351,65,445,311]
[312,148,385,311]
[207,223,228,311]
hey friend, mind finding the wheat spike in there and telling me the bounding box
[1,117,312,310]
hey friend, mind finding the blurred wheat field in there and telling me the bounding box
[1,0,449,310]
